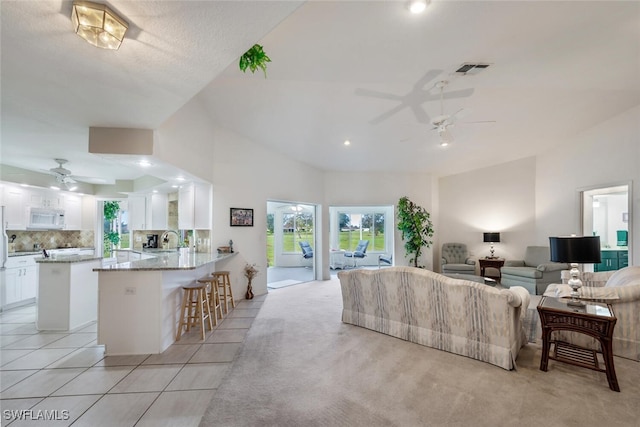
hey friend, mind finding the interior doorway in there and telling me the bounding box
[266,201,316,289]
[580,182,632,270]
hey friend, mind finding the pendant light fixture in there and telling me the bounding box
[71,1,128,50]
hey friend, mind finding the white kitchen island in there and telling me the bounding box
[93,251,237,356]
[36,255,102,331]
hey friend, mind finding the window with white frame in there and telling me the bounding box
[330,206,394,256]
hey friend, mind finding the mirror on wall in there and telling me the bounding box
[581,183,632,271]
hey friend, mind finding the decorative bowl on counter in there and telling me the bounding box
[217,246,232,254]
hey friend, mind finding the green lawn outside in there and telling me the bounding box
[266,231,386,266]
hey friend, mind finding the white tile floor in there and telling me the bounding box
[0,295,265,426]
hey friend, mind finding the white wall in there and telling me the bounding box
[211,127,326,293]
[156,96,326,297]
[156,90,639,296]
[438,157,537,270]
[536,105,640,266]
[438,105,640,269]
[324,172,436,270]
[155,97,217,183]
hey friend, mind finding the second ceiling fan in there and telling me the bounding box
[430,80,495,146]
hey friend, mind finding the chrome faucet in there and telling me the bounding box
[160,230,181,250]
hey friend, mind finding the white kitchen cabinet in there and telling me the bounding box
[2,256,38,309]
[21,265,38,300]
[178,183,211,230]
[64,194,83,229]
[81,195,96,230]
[128,193,168,231]
[3,267,20,306]
[28,188,63,209]
[147,193,168,230]
[3,185,27,230]
[194,182,211,229]
[178,184,194,230]
[128,195,147,230]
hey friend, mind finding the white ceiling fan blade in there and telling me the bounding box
[459,120,497,124]
[440,88,474,100]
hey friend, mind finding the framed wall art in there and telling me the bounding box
[230,208,254,227]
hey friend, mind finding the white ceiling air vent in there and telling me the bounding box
[455,63,491,75]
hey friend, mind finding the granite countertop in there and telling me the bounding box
[9,248,95,257]
[36,255,102,264]
[94,252,237,272]
[8,251,42,257]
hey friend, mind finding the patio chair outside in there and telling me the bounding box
[299,241,314,259]
[378,254,392,268]
[344,240,369,267]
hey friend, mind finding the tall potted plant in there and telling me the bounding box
[397,196,434,268]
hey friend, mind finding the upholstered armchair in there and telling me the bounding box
[441,243,476,276]
[501,246,568,295]
[544,266,640,362]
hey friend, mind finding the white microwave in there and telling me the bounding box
[28,207,65,230]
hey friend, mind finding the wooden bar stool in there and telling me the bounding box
[176,282,213,341]
[197,275,223,325]
[213,271,235,314]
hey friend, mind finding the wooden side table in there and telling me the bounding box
[537,296,619,392]
[478,258,504,282]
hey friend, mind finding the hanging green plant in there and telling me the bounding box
[103,201,121,257]
[105,231,121,247]
[104,201,120,221]
[239,44,271,78]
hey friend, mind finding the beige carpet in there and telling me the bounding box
[200,278,640,427]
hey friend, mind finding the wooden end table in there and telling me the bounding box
[478,258,505,282]
[537,296,619,392]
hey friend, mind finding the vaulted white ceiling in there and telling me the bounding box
[2,1,639,186]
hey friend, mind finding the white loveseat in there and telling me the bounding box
[544,266,640,361]
[337,266,530,370]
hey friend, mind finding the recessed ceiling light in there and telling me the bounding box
[344,140,351,146]
[177,176,186,181]
[152,190,158,193]
[440,141,449,147]
[172,185,179,188]
[409,0,429,14]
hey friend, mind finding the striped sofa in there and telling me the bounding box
[544,266,640,361]
[338,267,530,370]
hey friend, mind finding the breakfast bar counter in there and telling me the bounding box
[93,251,235,272]
[94,251,237,356]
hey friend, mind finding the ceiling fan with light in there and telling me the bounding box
[48,159,79,190]
[430,80,495,146]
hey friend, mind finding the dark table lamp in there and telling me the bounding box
[549,236,601,306]
[483,232,501,259]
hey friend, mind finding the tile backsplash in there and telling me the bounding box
[131,229,211,253]
[7,230,95,252]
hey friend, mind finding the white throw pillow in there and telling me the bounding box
[605,266,640,287]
